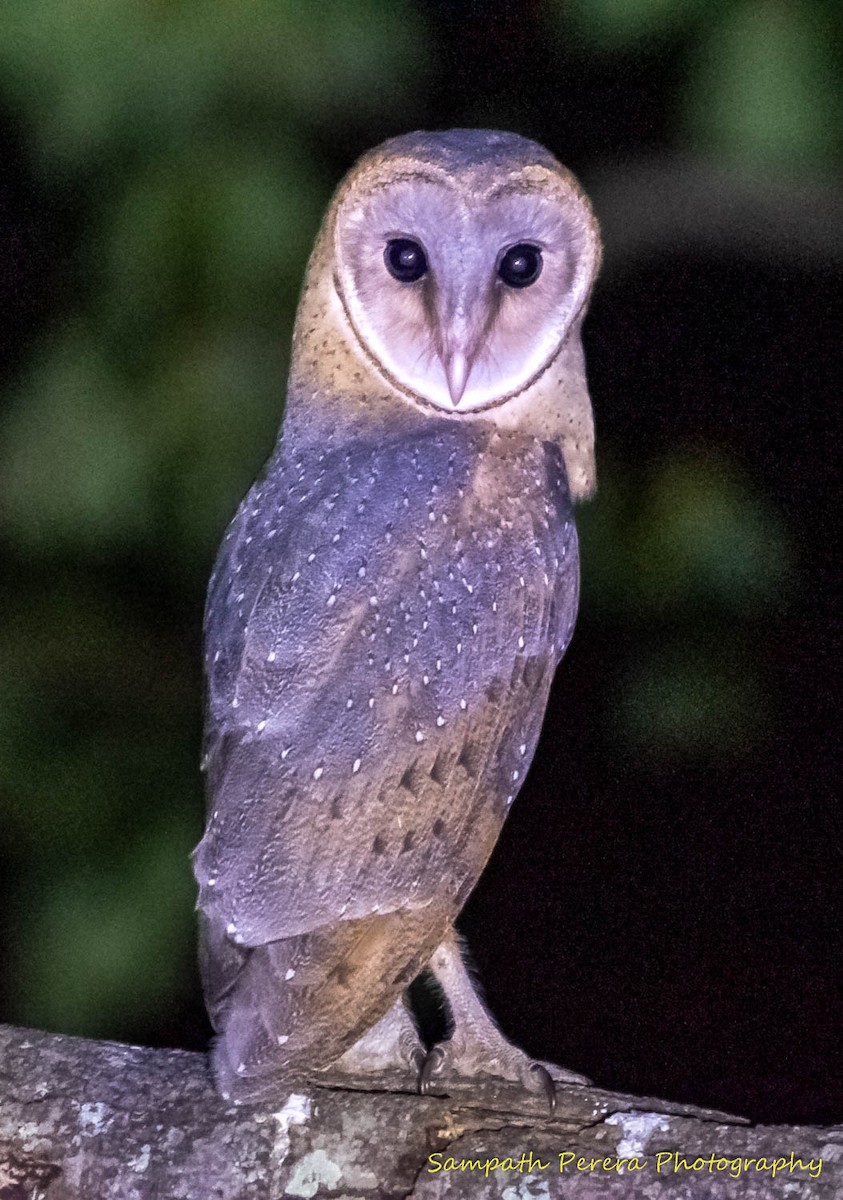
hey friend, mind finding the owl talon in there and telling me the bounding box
[419,1044,447,1095]
[529,1062,556,1113]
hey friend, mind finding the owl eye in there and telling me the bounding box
[384,238,428,283]
[498,243,542,289]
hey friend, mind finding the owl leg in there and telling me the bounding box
[420,931,588,1108]
[324,995,425,1076]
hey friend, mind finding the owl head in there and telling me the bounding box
[288,130,601,498]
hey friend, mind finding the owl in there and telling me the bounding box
[193,129,601,1108]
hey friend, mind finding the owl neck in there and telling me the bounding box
[280,371,491,458]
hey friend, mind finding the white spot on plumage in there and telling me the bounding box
[352,758,361,773]
[267,650,276,662]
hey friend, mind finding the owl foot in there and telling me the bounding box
[418,1038,586,1111]
[420,932,589,1111]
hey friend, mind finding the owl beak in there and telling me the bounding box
[444,350,470,407]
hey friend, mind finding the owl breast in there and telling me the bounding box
[195,418,579,948]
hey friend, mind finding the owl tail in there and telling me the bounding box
[208,909,448,1103]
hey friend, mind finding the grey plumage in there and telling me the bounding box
[195,423,578,1069]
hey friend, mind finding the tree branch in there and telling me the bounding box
[0,1024,839,1198]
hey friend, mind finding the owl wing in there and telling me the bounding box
[194,426,578,950]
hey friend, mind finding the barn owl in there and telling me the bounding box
[193,129,601,1107]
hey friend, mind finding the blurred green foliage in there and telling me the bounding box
[0,0,827,1039]
[0,1,428,565]
[580,454,792,758]
[558,0,842,174]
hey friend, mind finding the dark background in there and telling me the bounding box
[0,0,840,1125]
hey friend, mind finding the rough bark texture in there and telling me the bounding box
[0,1024,840,1198]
